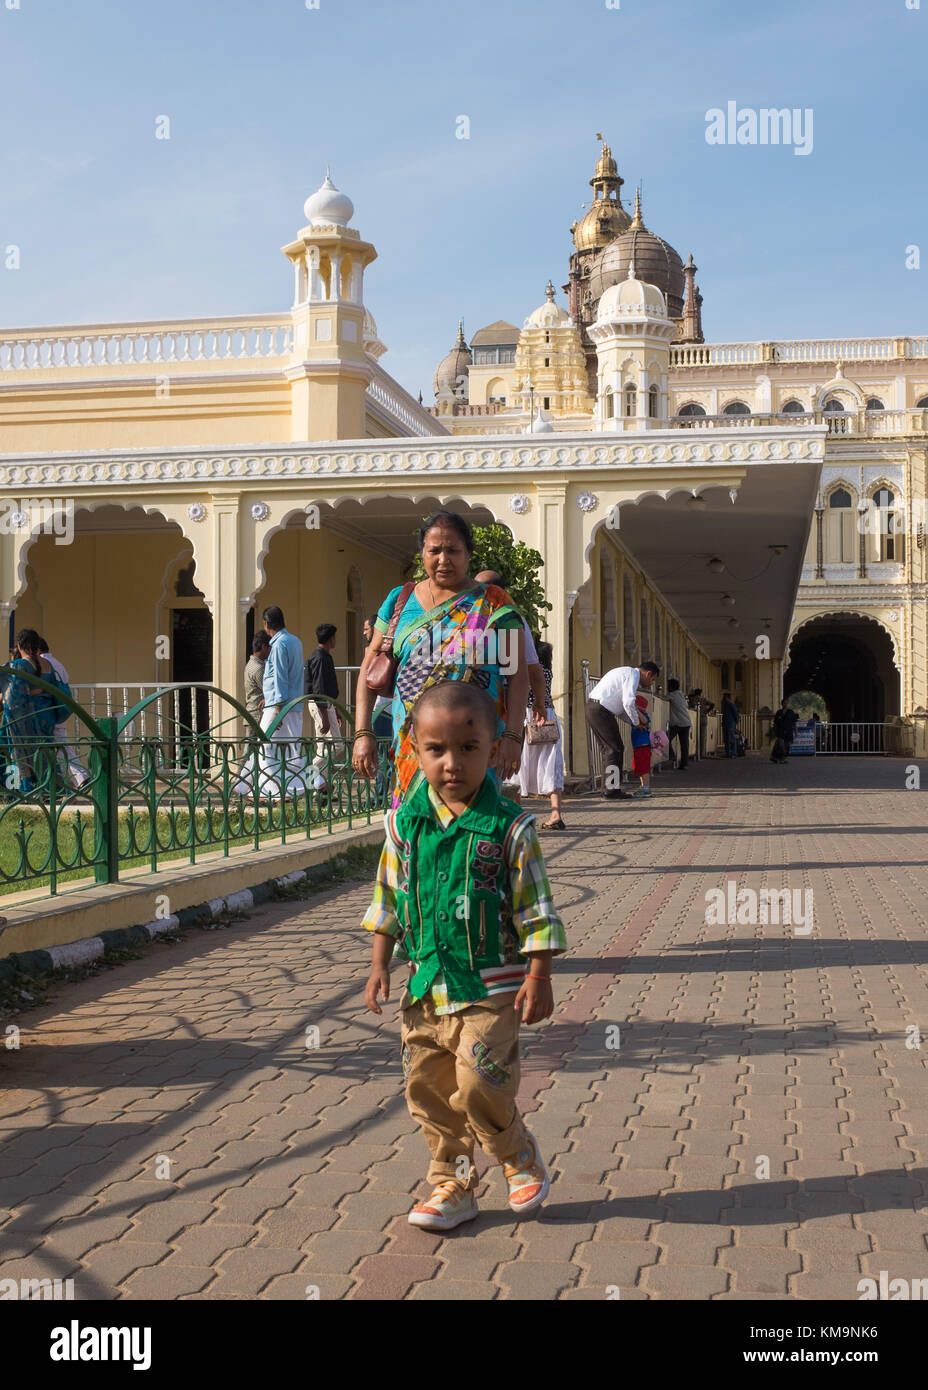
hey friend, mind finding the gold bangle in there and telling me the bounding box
[353,729,375,740]
[500,730,522,744]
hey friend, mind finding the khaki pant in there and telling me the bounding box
[401,991,533,1187]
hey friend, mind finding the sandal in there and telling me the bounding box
[541,818,566,830]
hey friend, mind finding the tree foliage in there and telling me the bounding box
[469,524,552,636]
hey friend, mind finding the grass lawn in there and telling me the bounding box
[0,794,385,899]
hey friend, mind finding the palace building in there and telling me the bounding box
[1,142,925,769]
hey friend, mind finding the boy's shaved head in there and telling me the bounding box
[412,679,498,738]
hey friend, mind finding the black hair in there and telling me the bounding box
[722,691,731,700]
[411,678,498,739]
[262,605,285,631]
[418,510,474,554]
[252,633,270,654]
[37,636,49,654]
[668,678,680,691]
[641,661,660,676]
[316,623,337,645]
[364,613,378,629]
[15,628,41,657]
[536,640,553,670]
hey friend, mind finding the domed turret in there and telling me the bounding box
[570,138,630,253]
[523,280,570,330]
[588,190,685,319]
[433,321,472,400]
[303,170,355,229]
[596,264,668,322]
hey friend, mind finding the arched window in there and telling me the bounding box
[648,384,659,419]
[722,401,750,415]
[866,397,885,411]
[624,384,637,418]
[735,661,744,683]
[823,397,850,435]
[781,399,805,413]
[721,661,730,688]
[918,396,928,409]
[677,402,706,429]
[872,487,903,563]
[603,388,614,420]
[826,486,855,563]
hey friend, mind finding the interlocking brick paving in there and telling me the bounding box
[2,756,926,1300]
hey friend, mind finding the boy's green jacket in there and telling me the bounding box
[394,774,530,1003]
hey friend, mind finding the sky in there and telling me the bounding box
[1,0,926,403]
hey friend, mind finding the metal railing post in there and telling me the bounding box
[91,715,120,885]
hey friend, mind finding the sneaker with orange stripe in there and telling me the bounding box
[407,1178,478,1231]
[502,1137,550,1214]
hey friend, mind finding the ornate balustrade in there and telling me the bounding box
[0,315,294,373]
[670,337,928,368]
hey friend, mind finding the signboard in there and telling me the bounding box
[790,722,815,755]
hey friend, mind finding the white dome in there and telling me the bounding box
[596,266,667,322]
[523,280,569,330]
[303,171,354,228]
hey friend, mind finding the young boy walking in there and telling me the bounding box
[363,679,566,1232]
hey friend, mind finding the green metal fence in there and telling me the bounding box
[0,669,390,898]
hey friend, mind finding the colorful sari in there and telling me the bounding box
[380,582,522,806]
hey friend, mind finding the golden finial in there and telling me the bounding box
[630,186,645,230]
[545,279,556,302]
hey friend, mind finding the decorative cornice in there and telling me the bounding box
[0,428,826,492]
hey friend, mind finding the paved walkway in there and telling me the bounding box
[2,755,927,1300]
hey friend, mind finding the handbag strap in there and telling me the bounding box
[380,582,416,657]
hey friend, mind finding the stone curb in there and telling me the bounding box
[0,857,342,986]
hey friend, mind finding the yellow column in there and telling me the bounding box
[206,496,245,704]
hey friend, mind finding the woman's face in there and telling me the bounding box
[421,526,471,589]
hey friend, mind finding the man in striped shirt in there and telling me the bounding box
[363,679,566,1232]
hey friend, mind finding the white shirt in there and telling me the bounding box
[44,652,69,683]
[588,666,641,726]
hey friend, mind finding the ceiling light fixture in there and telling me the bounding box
[688,493,707,511]
[707,556,725,573]
[721,594,735,606]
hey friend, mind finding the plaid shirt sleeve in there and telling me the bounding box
[507,818,567,957]
[360,813,401,938]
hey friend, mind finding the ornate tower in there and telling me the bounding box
[513,281,593,419]
[282,171,378,440]
[587,265,677,430]
[565,136,630,387]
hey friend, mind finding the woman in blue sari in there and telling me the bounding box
[352,512,528,805]
[1,629,57,794]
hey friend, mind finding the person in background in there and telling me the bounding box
[305,622,342,788]
[244,631,270,718]
[37,637,90,790]
[259,605,308,797]
[666,678,691,771]
[233,631,271,795]
[351,511,528,806]
[473,570,548,719]
[721,691,740,758]
[770,697,799,765]
[518,640,566,829]
[585,662,660,799]
[1,629,57,795]
[629,694,653,799]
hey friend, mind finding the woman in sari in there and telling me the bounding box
[351,511,528,805]
[0,629,57,794]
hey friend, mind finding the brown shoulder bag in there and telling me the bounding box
[366,582,416,696]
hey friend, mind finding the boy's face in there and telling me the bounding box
[412,703,498,804]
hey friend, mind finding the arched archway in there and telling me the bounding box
[785,613,899,721]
